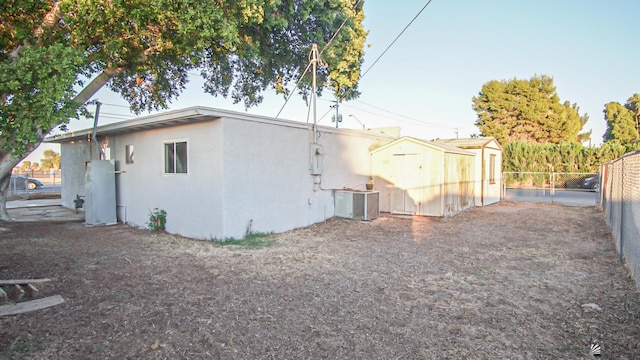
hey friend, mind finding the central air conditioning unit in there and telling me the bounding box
[334,190,379,221]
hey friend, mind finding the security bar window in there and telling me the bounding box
[164,141,188,174]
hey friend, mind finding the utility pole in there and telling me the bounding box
[331,100,342,128]
[310,44,320,142]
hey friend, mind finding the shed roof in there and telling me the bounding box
[371,136,474,156]
[433,137,502,151]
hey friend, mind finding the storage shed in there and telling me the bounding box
[434,137,502,206]
[370,137,475,217]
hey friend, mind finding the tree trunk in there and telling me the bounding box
[0,150,31,221]
[0,68,120,221]
[2,0,141,220]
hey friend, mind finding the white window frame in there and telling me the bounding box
[125,144,134,164]
[163,139,189,174]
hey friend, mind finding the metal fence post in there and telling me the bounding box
[619,157,625,262]
[550,172,555,203]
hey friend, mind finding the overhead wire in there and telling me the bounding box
[96,2,437,130]
[275,60,313,118]
[340,101,469,135]
[319,0,364,57]
[326,1,447,130]
[97,102,131,109]
[358,0,434,81]
[276,0,363,118]
[351,99,454,129]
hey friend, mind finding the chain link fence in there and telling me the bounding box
[601,150,640,288]
[8,170,61,200]
[502,172,599,206]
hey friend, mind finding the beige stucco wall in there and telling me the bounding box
[371,139,446,216]
[483,143,502,205]
[111,120,225,239]
[371,138,476,217]
[220,119,393,238]
[436,138,502,207]
[466,141,502,206]
[58,114,397,239]
[443,153,475,216]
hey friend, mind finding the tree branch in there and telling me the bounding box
[73,67,125,105]
[9,2,63,59]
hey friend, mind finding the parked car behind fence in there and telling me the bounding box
[560,173,599,191]
[10,174,44,190]
[581,174,600,192]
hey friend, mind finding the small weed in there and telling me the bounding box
[0,333,52,358]
[212,231,275,249]
[92,344,105,354]
[147,208,167,232]
[208,220,275,249]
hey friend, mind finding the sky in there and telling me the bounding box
[25,0,640,164]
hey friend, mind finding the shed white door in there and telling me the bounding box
[390,154,418,214]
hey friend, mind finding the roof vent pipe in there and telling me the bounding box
[91,101,104,159]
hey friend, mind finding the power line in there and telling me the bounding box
[330,0,434,106]
[309,1,442,132]
[277,0,363,118]
[350,99,454,129]
[99,115,132,121]
[275,60,313,118]
[94,102,131,109]
[359,1,434,81]
[321,1,463,133]
[319,0,364,56]
[317,107,334,124]
[340,103,455,131]
[187,0,364,120]
[100,112,133,119]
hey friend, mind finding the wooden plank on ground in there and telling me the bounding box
[10,284,24,301]
[0,295,65,316]
[0,279,51,286]
[0,287,6,305]
[25,284,39,297]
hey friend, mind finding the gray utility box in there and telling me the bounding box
[85,159,117,226]
[334,190,379,221]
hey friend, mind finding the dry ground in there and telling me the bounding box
[0,202,639,359]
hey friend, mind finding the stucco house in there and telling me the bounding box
[433,137,502,206]
[370,137,476,217]
[46,106,399,239]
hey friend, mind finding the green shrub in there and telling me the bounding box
[147,208,167,232]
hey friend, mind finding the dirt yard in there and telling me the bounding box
[1,202,639,359]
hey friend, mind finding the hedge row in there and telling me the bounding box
[503,140,640,173]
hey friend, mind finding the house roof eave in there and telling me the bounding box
[45,106,227,143]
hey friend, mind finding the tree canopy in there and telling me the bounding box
[472,75,589,145]
[0,0,367,219]
[603,93,640,144]
[40,149,61,170]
